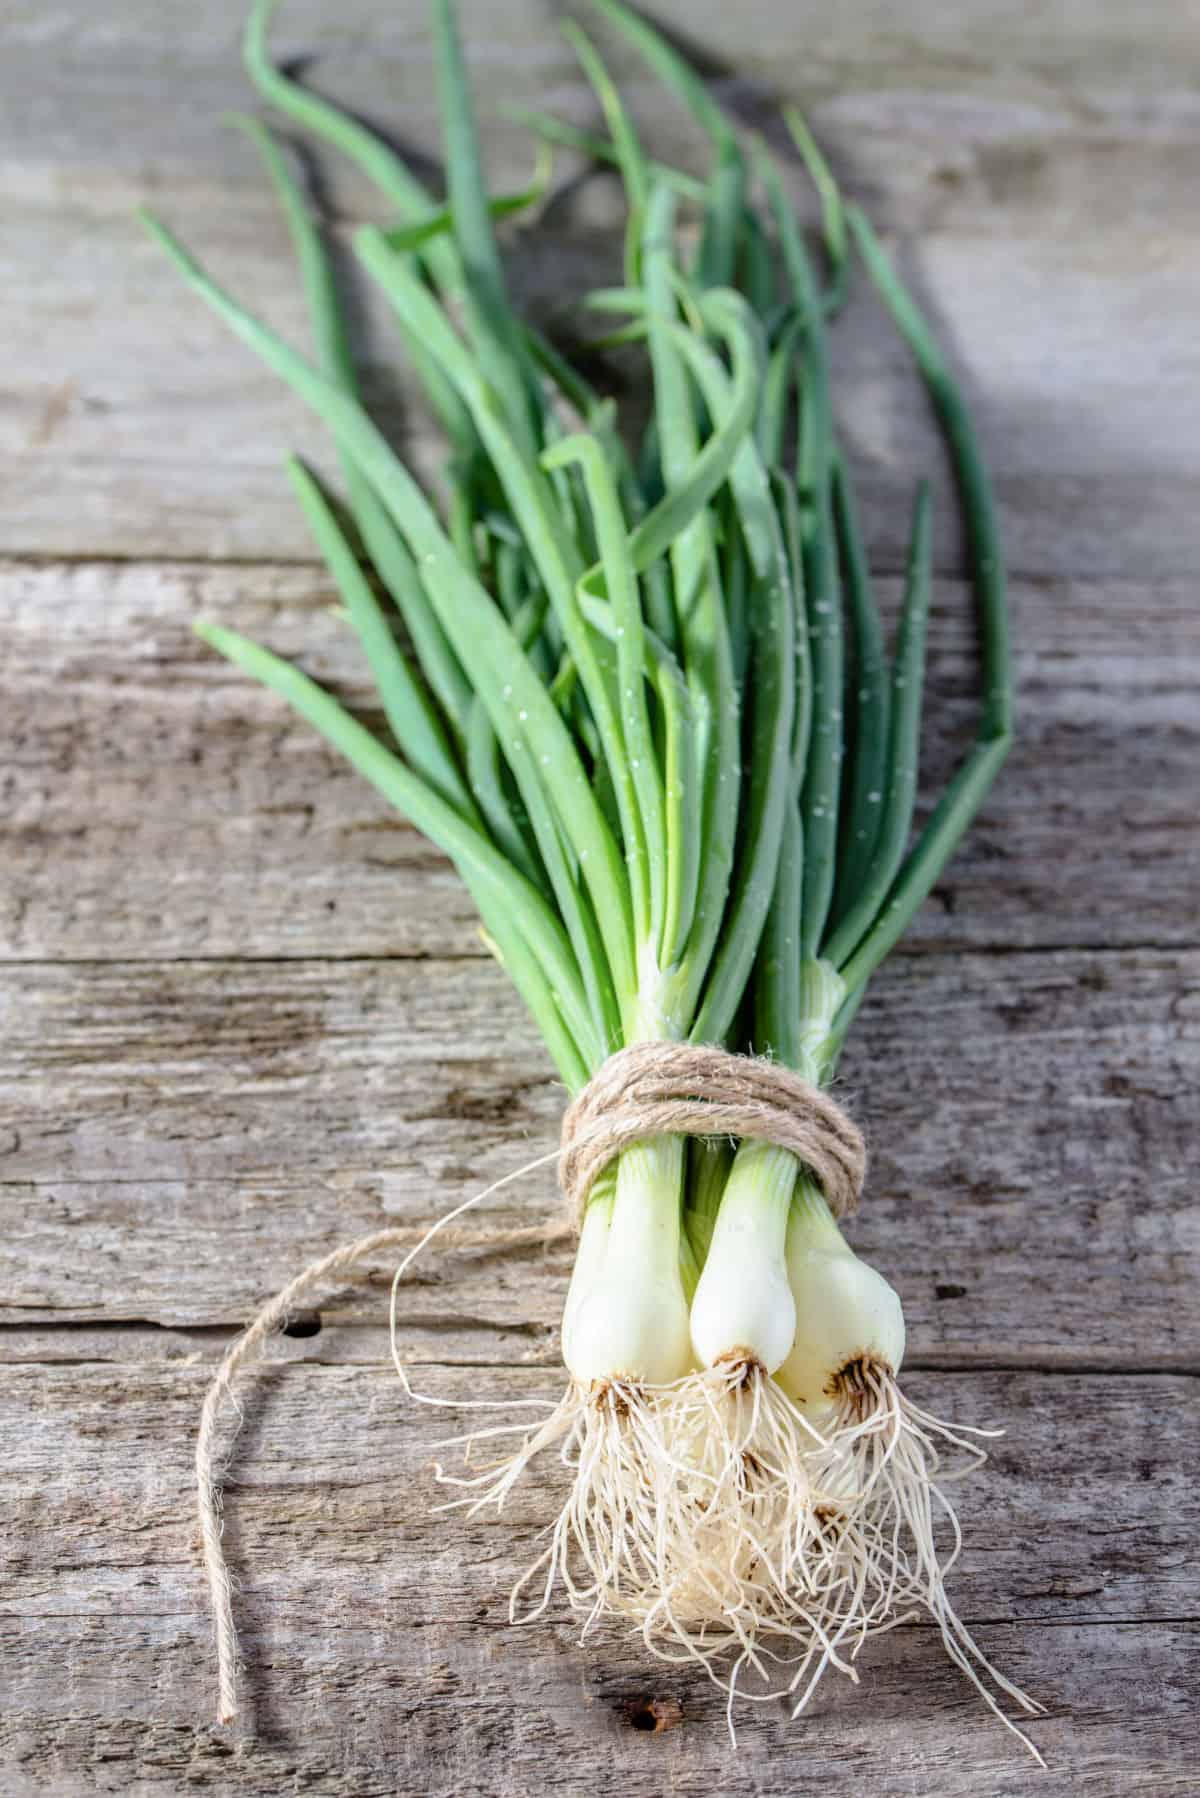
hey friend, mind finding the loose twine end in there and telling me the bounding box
[194,1041,864,1724]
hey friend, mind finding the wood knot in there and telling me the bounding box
[624,1696,683,1733]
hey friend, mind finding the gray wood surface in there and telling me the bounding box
[2,1,1198,1793]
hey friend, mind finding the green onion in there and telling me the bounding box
[153,0,1037,1759]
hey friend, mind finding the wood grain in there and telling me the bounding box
[2,0,1198,1791]
[2,2,1199,574]
[4,560,1198,961]
[1,1357,1197,1795]
[2,949,1197,1371]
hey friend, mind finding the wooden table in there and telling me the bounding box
[3,2,1198,1791]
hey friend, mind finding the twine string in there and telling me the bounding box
[559,1042,865,1224]
[194,1043,864,1723]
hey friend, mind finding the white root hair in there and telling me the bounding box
[423,1356,1045,1759]
[799,1362,1047,1761]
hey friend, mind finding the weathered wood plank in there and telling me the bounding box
[5,559,1197,961]
[4,1620,1191,1798]
[4,203,1195,580]
[7,0,1199,230]
[9,0,1200,83]
[1,1359,1197,1794]
[1,2,1198,572]
[3,3,1197,1792]
[2,949,1196,1369]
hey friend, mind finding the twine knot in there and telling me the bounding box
[559,1041,866,1225]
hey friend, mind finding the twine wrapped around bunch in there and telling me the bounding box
[559,1040,865,1223]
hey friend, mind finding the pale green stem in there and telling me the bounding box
[607,1136,686,1275]
[711,1141,797,1263]
[563,1174,615,1336]
[714,956,846,1247]
[787,1168,847,1252]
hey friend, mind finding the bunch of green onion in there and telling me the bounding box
[146,0,1041,1754]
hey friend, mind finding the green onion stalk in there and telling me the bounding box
[147,0,1040,1755]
